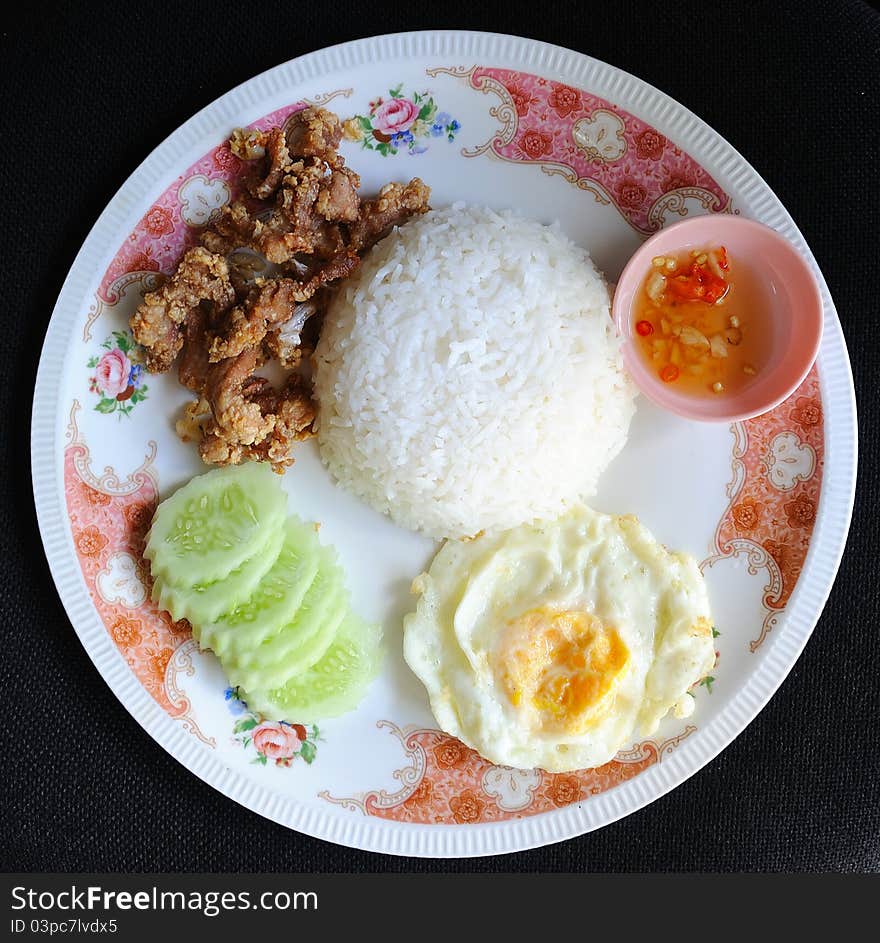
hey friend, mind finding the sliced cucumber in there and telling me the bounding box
[145,459,380,723]
[145,464,286,587]
[243,616,383,721]
[230,553,347,690]
[196,517,321,659]
[151,521,284,626]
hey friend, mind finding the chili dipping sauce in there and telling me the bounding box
[633,246,767,396]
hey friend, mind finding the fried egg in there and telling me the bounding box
[403,505,715,772]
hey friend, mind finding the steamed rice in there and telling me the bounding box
[313,204,637,539]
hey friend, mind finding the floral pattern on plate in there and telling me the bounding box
[321,721,695,823]
[63,403,189,714]
[343,84,460,156]
[707,367,824,649]
[87,331,148,417]
[226,687,320,767]
[430,66,729,233]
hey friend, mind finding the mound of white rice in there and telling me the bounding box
[314,204,637,539]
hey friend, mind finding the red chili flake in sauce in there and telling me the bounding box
[665,252,730,305]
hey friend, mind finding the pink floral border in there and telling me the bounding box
[322,722,694,824]
[64,440,190,713]
[711,367,824,648]
[465,67,729,233]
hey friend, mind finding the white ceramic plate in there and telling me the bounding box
[32,31,857,857]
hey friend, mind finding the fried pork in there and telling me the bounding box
[130,106,431,471]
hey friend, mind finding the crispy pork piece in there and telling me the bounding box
[200,200,259,257]
[208,280,304,363]
[316,167,361,222]
[175,397,211,444]
[285,106,344,160]
[228,127,268,161]
[243,373,317,467]
[231,127,293,200]
[201,349,274,455]
[177,306,211,394]
[198,351,315,471]
[349,179,431,252]
[263,296,325,368]
[130,248,234,372]
[208,253,358,362]
[258,128,292,197]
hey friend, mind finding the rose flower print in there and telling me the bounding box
[343,84,461,156]
[225,688,321,767]
[87,331,148,417]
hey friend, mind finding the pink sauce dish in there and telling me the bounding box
[611,215,823,423]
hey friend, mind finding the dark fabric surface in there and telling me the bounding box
[3,0,878,872]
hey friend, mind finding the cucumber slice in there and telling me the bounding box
[230,552,348,690]
[145,464,286,587]
[196,517,321,659]
[243,616,383,721]
[151,521,284,626]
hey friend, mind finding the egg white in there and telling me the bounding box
[403,504,715,772]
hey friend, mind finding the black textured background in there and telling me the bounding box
[4,0,878,872]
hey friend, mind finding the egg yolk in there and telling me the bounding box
[498,608,630,735]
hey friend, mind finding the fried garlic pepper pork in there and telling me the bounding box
[130,107,430,471]
[130,247,235,373]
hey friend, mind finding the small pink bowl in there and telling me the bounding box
[611,216,823,422]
